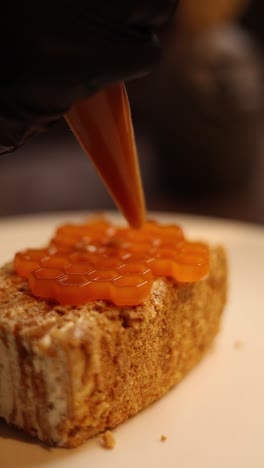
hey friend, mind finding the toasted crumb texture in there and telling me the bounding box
[0,247,227,447]
[100,430,116,449]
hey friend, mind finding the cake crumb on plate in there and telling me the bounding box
[100,430,116,449]
[234,340,244,350]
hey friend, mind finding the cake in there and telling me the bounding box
[0,220,227,447]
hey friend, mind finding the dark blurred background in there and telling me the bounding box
[1,0,264,223]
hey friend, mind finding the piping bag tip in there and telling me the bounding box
[65,82,146,229]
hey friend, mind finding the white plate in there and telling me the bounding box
[0,211,264,468]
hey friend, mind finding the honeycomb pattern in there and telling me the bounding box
[14,219,210,306]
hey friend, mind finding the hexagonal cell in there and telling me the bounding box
[34,268,65,280]
[88,269,119,282]
[64,263,95,275]
[57,275,91,287]
[117,262,152,277]
[52,233,81,248]
[69,251,96,264]
[92,256,123,270]
[113,275,148,288]
[110,275,152,305]
[23,249,50,261]
[41,255,70,269]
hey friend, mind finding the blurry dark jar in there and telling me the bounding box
[128,25,264,197]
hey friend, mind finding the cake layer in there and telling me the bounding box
[0,247,227,447]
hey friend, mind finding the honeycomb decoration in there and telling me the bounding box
[14,219,210,306]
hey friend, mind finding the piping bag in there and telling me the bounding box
[65,83,145,229]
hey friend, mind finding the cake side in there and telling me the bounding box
[0,246,227,447]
